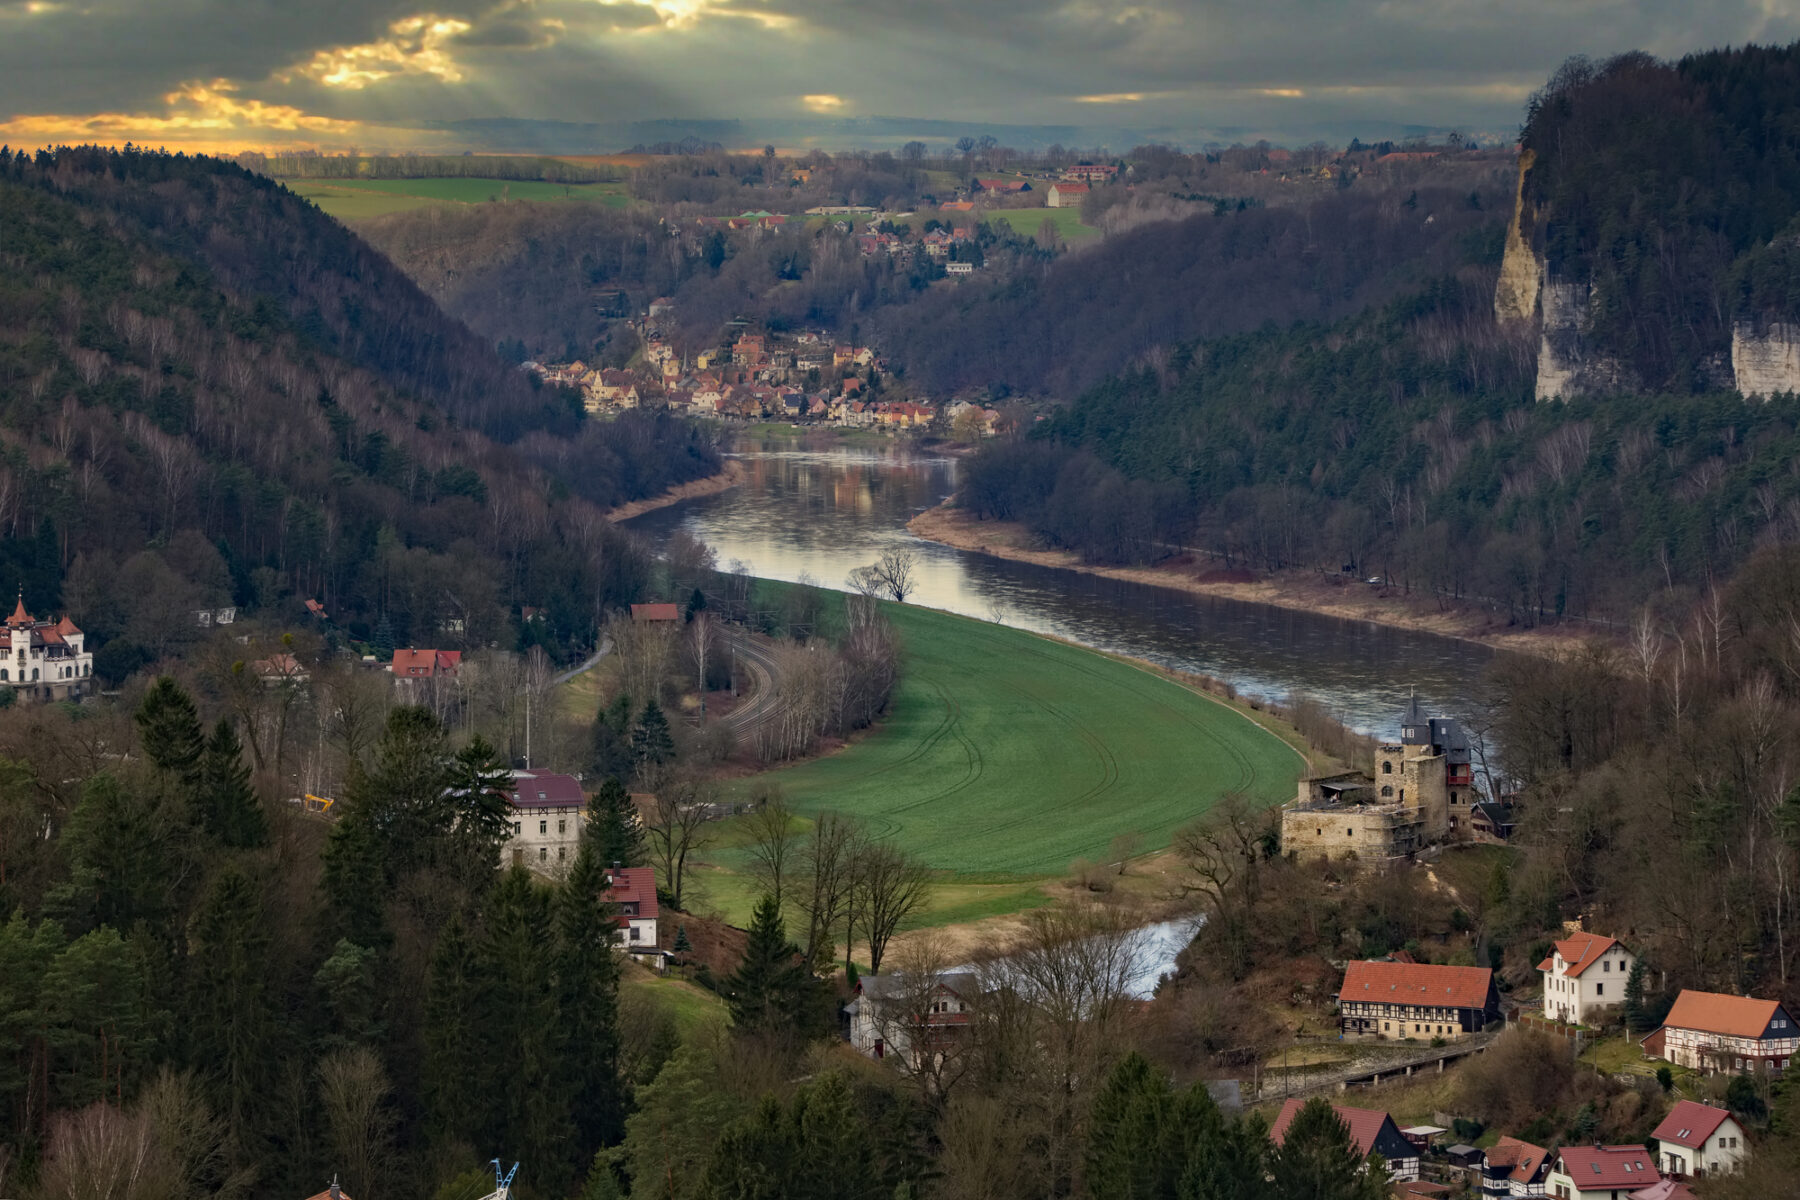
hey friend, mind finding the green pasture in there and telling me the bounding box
[283,177,632,221]
[988,206,1098,242]
[728,603,1302,876]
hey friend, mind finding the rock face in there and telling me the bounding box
[1733,322,1800,398]
[1494,149,1540,326]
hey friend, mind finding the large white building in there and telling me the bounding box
[1,596,93,700]
[1538,931,1635,1025]
[1648,989,1799,1074]
[501,771,585,871]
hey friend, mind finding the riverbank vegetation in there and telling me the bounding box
[959,274,1800,627]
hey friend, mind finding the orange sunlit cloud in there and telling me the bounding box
[282,14,473,90]
[0,79,422,154]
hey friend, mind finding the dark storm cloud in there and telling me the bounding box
[3,0,1799,148]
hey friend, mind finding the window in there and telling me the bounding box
[630,927,641,942]
[1346,828,1352,838]
[557,819,566,834]
[512,822,521,836]
[558,847,566,860]
[1596,983,1603,997]
[1381,786,1393,797]
[539,820,548,835]
[1603,959,1610,971]
[539,847,547,861]
[1382,761,1392,774]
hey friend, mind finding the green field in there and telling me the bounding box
[728,603,1302,877]
[988,206,1098,242]
[282,177,632,221]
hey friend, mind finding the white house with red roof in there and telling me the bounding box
[0,596,92,700]
[1337,960,1500,1041]
[390,648,461,680]
[1652,1100,1748,1178]
[1479,1135,1551,1197]
[1268,1099,1419,1181]
[602,864,659,949]
[1545,1145,1659,1199]
[501,770,586,871]
[1046,182,1089,208]
[1539,932,1635,1025]
[1646,989,1799,1074]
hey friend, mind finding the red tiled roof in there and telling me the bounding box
[435,650,462,673]
[1268,1099,1393,1158]
[604,866,659,922]
[1652,1100,1732,1150]
[1629,1181,1696,1200]
[1536,932,1621,978]
[1663,989,1785,1039]
[391,648,437,675]
[55,614,80,636]
[1555,1145,1658,1190]
[6,596,30,627]
[1486,1136,1550,1183]
[1052,181,1090,193]
[631,603,681,622]
[1339,960,1494,1010]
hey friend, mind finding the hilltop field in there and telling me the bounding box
[691,600,1307,928]
[283,175,632,221]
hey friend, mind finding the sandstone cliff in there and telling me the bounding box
[1493,149,1540,326]
[1733,322,1800,398]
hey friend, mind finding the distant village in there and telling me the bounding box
[525,299,1006,435]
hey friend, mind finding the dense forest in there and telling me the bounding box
[961,196,1800,626]
[1520,45,1800,391]
[0,146,719,669]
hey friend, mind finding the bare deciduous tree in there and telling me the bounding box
[875,548,917,603]
[796,811,860,970]
[857,840,932,974]
[642,779,714,912]
[317,1047,396,1200]
[743,789,799,914]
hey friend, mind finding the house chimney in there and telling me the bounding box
[330,1176,341,1200]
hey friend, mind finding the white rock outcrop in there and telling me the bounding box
[1732,322,1800,399]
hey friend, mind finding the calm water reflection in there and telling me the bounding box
[626,438,1490,733]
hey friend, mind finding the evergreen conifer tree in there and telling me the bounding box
[186,865,274,1134]
[631,701,675,768]
[591,696,635,781]
[372,615,396,661]
[196,719,266,847]
[559,847,625,1158]
[724,895,819,1037]
[448,733,514,848]
[423,916,488,1144]
[585,776,645,867]
[1622,958,1650,1034]
[673,925,692,954]
[480,869,578,1192]
[1269,1097,1390,1200]
[135,676,203,778]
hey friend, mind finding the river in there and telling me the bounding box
[625,437,1492,734]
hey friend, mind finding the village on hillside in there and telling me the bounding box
[525,299,1007,434]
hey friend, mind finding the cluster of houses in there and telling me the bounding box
[524,312,1003,433]
[845,941,1783,1197]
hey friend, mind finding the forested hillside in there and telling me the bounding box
[361,171,1511,400]
[962,271,1800,624]
[0,147,718,671]
[1517,45,1800,391]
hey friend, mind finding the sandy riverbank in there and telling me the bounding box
[604,459,746,522]
[908,500,1599,659]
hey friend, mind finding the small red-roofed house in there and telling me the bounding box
[1546,1145,1659,1199]
[1652,1100,1748,1178]
[1539,931,1635,1025]
[602,864,659,949]
[630,603,681,623]
[1479,1135,1550,1197]
[1337,960,1500,1041]
[1268,1099,1419,1181]
[1629,1181,1697,1200]
[1652,989,1799,1074]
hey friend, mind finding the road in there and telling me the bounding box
[550,638,610,687]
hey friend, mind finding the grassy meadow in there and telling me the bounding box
[718,602,1303,878]
[284,176,632,221]
[988,205,1098,242]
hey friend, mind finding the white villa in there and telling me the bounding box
[1,596,93,700]
[1538,931,1635,1025]
[847,971,979,1068]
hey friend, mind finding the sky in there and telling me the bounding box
[3,0,1800,154]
